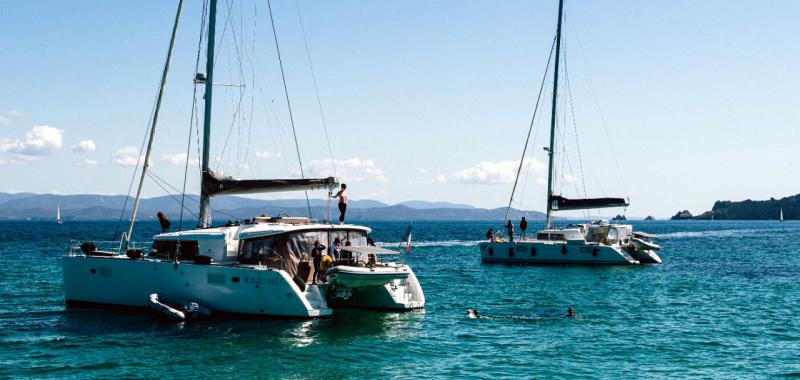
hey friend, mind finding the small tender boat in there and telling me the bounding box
[327,264,410,289]
[631,236,660,251]
[325,245,424,309]
[148,293,209,321]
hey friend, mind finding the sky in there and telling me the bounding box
[1,0,799,218]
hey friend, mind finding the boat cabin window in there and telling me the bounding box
[536,233,566,241]
[606,228,619,244]
[152,240,199,260]
[329,230,367,248]
[239,237,279,264]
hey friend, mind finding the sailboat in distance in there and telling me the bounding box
[780,208,784,222]
[478,0,661,265]
[56,204,62,224]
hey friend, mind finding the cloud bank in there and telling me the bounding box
[306,157,388,182]
[0,125,63,163]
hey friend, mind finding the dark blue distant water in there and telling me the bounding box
[1,220,799,378]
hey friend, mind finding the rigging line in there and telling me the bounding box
[146,172,199,219]
[563,42,587,200]
[504,36,557,223]
[295,0,337,177]
[215,84,246,169]
[114,1,184,242]
[241,0,257,170]
[212,0,235,70]
[267,0,313,219]
[148,170,239,219]
[215,0,248,166]
[571,19,629,199]
[179,0,210,233]
[126,0,185,248]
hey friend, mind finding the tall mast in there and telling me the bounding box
[544,0,565,229]
[198,0,218,228]
[125,0,184,248]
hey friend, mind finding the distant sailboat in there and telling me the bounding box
[780,208,784,222]
[56,205,63,224]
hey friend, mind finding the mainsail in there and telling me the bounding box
[549,196,628,211]
[202,171,337,197]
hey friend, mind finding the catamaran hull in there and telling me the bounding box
[628,249,662,264]
[63,256,331,318]
[479,241,639,265]
[328,270,425,310]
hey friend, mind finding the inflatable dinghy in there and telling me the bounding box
[148,293,210,321]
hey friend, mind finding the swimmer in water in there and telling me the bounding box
[565,307,575,317]
[466,309,480,319]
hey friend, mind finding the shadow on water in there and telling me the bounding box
[50,305,426,345]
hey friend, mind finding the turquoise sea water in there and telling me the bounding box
[1,220,798,379]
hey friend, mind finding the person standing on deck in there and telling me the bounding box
[311,241,326,284]
[520,217,528,241]
[331,184,348,225]
[506,220,514,242]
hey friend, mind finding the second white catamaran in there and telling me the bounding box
[479,0,661,265]
[63,0,424,318]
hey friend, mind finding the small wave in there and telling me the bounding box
[658,228,787,239]
[375,240,481,248]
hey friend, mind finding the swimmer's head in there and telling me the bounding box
[567,307,575,317]
[466,309,479,318]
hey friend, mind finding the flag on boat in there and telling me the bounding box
[400,224,412,253]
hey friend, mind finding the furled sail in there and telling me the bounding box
[202,171,337,197]
[549,195,629,211]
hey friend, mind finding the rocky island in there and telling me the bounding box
[674,193,798,220]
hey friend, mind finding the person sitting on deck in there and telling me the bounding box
[157,212,170,233]
[486,228,494,241]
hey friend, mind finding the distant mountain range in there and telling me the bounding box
[672,193,799,220]
[0,193,545,222]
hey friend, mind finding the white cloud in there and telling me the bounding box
[162,153,200,166]
[0,125,64,163]
[112,146,142,166]
[71,139,96,153]
[218,162,249,175]
[307,157,388,182]
[451,158,545,185]
[255,150,282,159]
[0,111,24,126]
[84,159,99,166]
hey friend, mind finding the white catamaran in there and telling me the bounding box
[479,0,661,265]
[63,0,424,318]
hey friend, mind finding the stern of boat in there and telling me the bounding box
[327,265,425,310]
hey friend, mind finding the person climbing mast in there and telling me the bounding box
[331,183,348,225]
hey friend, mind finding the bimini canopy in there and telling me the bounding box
[340,246,400,255]
[550,195,629,211]
[202,171,337,197]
